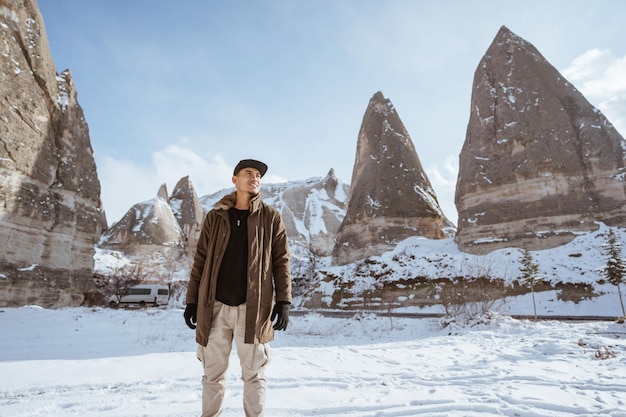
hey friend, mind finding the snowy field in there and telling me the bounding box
[1,306,625,417]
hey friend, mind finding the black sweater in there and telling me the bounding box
[215,208,250,306]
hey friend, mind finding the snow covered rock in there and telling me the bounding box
[169,176,204,254]
[332,91,448,266]
[455,26,626,255]
[266,169,349,256]
[0,0,105,307]
[93,178,204,293]
[100,185,184,250]
[200,170,350,256]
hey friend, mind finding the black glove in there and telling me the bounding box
[271,302,290,331]
[184,303,197,330]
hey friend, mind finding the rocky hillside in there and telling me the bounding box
[455,26,626,255]
[93,26,626,314]
[0,0,104,307]
[295,221,624,313]
[3,3,623,312]
[96,170,350,286]
[98,182,191,288]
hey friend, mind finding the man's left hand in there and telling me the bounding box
[271,302,290,331]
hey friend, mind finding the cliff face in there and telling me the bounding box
[0,0,104,307]
[332,92,447,265]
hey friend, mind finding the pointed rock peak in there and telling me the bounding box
[172,175,194,194]
[157,183,169,202]
[455,26,626,254]
[170,176,201,209]
[371,91,385,102]
[322,168,339,192]
[492,26,524,44]
[487,25,538,60]
[367,91,396,117]
[332,92,447,265]
[58,68,73,80]
[168,175,203,254]
[495,25,513,38]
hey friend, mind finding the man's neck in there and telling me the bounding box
[234,191,254,210]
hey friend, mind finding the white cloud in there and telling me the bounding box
[98,145,235,225]
[98,141,295,225]
[98,156,156,225]
[562,49,626,136]
[426,155,459,225]
[561,48,613,82]
[151,144,233,195]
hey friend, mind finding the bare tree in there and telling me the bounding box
[438,277,505,323]
[438,257,508,325]
[305,243,326,280]
[108,263,150,307]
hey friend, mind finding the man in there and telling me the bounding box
[183,159,292,417]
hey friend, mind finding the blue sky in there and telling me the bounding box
[37,0,626,225]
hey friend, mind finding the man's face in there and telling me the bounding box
[232,167,262,195]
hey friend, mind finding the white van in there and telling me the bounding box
[109,284,170,307]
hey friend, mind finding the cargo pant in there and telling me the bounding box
[197,301,271,417]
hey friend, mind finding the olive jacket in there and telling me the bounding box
[185,191,292,345]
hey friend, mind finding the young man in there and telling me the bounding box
[183,159,292,417]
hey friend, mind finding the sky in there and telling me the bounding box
[36,0,626,225]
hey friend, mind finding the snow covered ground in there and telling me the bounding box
[1,306,625,417]
[3,224,626,416]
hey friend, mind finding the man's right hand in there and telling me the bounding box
[184,303,197,329]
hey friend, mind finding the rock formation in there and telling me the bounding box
[170,176,204,254]
[0,0,104,307]
[100,185,184,250]
[266,169,349,256]
[99,178,205,283]
[200,169,350,257]
[332,91,447,265]
[455,26,626,254]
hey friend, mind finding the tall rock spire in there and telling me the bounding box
[332,91,446,265]
[455,26,626,254]
[170,176,204,254]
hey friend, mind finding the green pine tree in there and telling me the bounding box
[602,229,626,317]
[520,246,541,321]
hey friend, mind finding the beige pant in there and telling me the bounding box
[197,301,270,417]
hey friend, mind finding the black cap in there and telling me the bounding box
[233,159,268,177]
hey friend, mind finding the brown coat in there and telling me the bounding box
[185,191,292,345]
